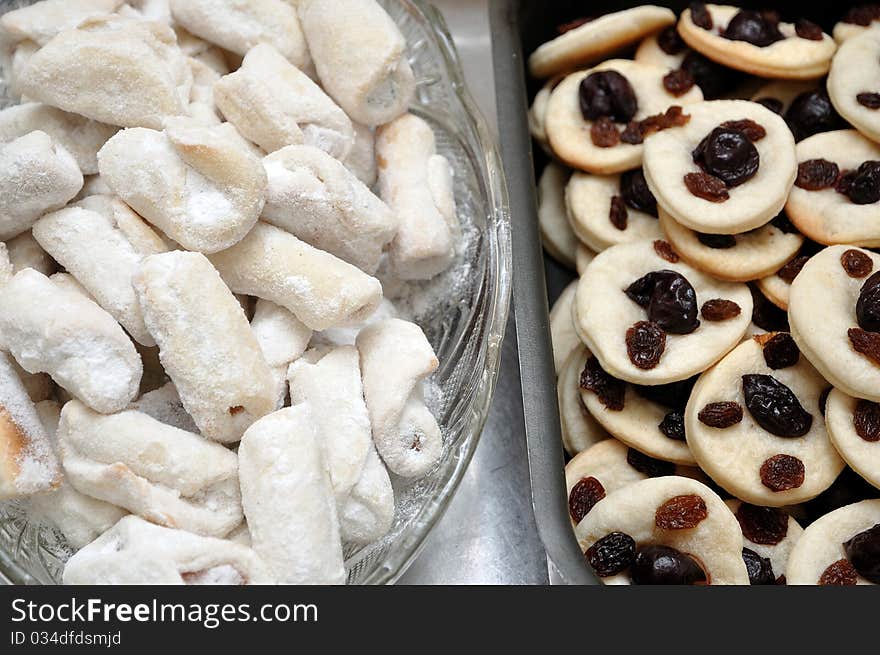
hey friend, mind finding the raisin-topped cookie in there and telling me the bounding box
[725,499,804,585]
[576,242,596,275]
[544,59,703,175]
[529,75,563,154]
[635,26,689,70]
[678,4,837,79]
[575,240,752,384]
[833,5,880,43]
[751,81,848,141]
[787,499,880,585]
[575,475,749,584]
[826,388,880,489]
[565,168,663,252]
[828,28,880,144]
[559,346,611,456]
[756,238,825,311]
[789,246,880,402]
[643,100,796,234]
[550,280,581,374]
[538,162,578,268]
[685,334,844,506]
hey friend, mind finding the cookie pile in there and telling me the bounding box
[533,3,880,585]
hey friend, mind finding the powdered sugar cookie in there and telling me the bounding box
[575,243,596,275]
[575,475,749,584]
[678,4,836,79]
[826,388,880,489]
[725,499,803,584]
[828,28,880,143]
[550,280,581,374]
[528,6,676,79]
[544,59,703,175]
[643,99,796,234]
[558,347,610,457]
[574,240,752,385]
[833,6,880,43]
[789,245,880,401]
[538,162,577,268]
[685,334,843,506]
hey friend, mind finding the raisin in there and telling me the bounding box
[819,387,831,416]
[630,545,707,585]
[843,523,880,583]
[785,90,845,142]
[569,476,606,523]
[697,232,736,249]
[627,448,676,477]
[625,270,700,334]
[842,249,874,278]
[633,376,697,409]
[693,126,759,187]
[843,4,880,25]
[579,70,638,123]
[839,161,880,204]
[857,272,880,332]
[590,116,620,148]
[653,239,679,263]
[701,299,741,321]
[620,121,643,145]
[680,52,741,100]
[689,2,713,30]
[735,503,789,545]
[557,16,593,34]
[663,68,695,97]
[720,118,766,142]
[657,25,687,55]
[762,333,800,369]
[795,159,840,190]
[722,9,784,47]
[623,106,690,145]
[835,169,857,196]
[857,92,880,109]
[609,195,628,230]
[760,454,806,492]
[795,19,824,41]
[854,400,880,442]
[819,559,859,585]
[655,494,708,530]
[586,531,636,577]
[659,410,686,441]
[620,169,657,216]
[770,213,799,234]
[684,172,730,202]
[777,255,810,283]
[756,97,784,114]
[751,285,790,332]
[850,328,880,365]
[698,401,744,428]
[580,357,626,411]
[742,374,813,437]
[626,320,666,369]
[742,548,776,585]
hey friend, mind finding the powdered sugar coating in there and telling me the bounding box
[129,382,198,434]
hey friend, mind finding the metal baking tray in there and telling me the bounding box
[490,0,855,584]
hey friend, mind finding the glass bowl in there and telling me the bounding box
[0,0,512,585]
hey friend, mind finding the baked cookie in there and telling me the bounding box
[658,208,804,282]
[544,59,703,175]
[786,499,880,584]
[750,81,847,142]
[550,280,581,374]
[528,6,676,79]
[828,27,880,143]
[575,242,596,275]
[538,162,577,268]
[565,168,663,252]
[575,475,749,584]
[529,76,562,153]
[574,240,752,384]
[558,346,610,456]
[643,99,796,234]
[635,26,689,70]
[826,388,880,489]
[755,238,825,311]
[685,334,844,506]
[789,245,880,401]
[678,4,836,79]
[725,499,804,584]
[833,6,880,43]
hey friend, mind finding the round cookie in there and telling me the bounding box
[565,169,663,252]
[550,280,581,373]
[786,499,880,585]
[755,239,825,311]
[575,475,750,584]
[529,76,562,153]
[725,499,804,584]
[833,6,880,44]
[826,388,880,489]
[575,242,596,275]
[538,162,577,268]
[685,334,844,506]
[544,59,703,175]
[635,26,689,70]
[751,79,818,113]
[528,6,676,79]
[756,274,790,311]
[828,28,880,144]
[678,4,837,80]
[789,245,880,402]
[574,239,752,384]
[658,208,804,282]
[558,346,610,456]
[643,99,797,234]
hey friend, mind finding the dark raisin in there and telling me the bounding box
[689,2,713,30]
[843,523,880,583]
[742,547,776,585]
[701,299,741,321]
[655,494,708,530]
[680,52,742,100]
[590,116,620,148]
[580,357,626,411]
[663,68,695,97]
[693,126,759,187]
[819,559,859,585]
[756,97,784,114]
[586,531,636,577]
[751,285,790,332]
[854,400,880,442]
[659,410,687,441]
[760,454,806,491]
[683,171,731,201]
[698,401,744,428]
[777,255,810,283]
[633,376,697,410]
[839,161,880,204]
[857,272,880,332]
[722,9,784,47]
[742,374,813,437]
[819,387,831,416]
[569,476,606,523]
[720,118,766,142]
[620,169,657,216]
[627,448,676,477]
[770,213,799,234]
[609,195,628,230]
[626,320,666,369]
[762,333,800,369]
[795,159,840,190]
[630,106,690,142]
[842,249,874,278]
[835,169,857,195]
[843,4,880,26]
[775,575,786,585]
[620,121,643,144]
[785,90,846,142]
[735,503,789,545]
[850,328,880,366]
[657,25,687,55]
[557,16,593,34]
[625,270,700,334]
[630,545,707,585]
[697,232,736,249]
[579,70,638,123]
[795,19,824,40]
[653,239,680,263]
[857,92,880,109]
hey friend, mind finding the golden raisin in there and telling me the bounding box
[655,494,708,530]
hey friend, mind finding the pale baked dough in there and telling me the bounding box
[129,382,198,434]
[529,76,561,151]
[756,271,792,310]
[826,388,880,489]
[750,79,817,114]
[558,346,611,457]
[833,16,880,43]
[538,162,577,269]
[724,498,804,582]
[828,27,880,143]
[634,29,688,70]
[338,442,394,546]
[5,231,54,277]
[576,243,596,275]
[344,122,377,187]
[0,0,123,46]
[550,281,581,374]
